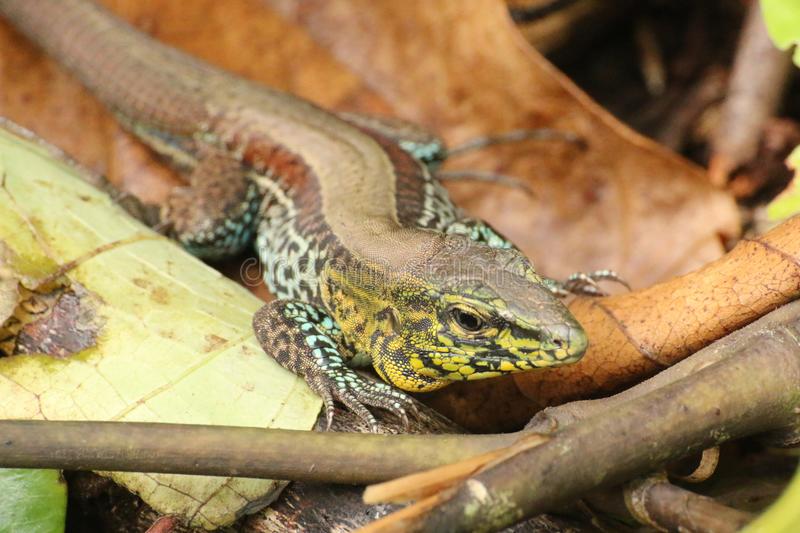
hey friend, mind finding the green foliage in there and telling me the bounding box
[767,146,800,220]
[0,469,66,533]
[762,2,800,219]
[757,7,800,527]
[761,0,800,65]
[743,461,800,533]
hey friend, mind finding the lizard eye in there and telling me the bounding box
[450,307,485,333]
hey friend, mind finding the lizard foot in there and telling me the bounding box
[308,368,418,432]
[253,299,416,432]
[548,269,630,297]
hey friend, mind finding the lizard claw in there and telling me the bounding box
[309,370,417,433]
[307,374,337,431]
[548,269,630,298]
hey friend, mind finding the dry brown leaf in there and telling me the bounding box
[269,0,739,286]
[519,215,800,406]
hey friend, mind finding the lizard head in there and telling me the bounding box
[322,234,588,393]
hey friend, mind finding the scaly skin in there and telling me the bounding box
[0,0,592,430]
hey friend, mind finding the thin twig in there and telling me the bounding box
[436,170,534,195]
[625,475,754,532]
[445,128,585,158]
[634,16,666,96]
[0,420,518,484]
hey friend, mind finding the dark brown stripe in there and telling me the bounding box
[348,125,432,227]
[590,299,670,367]
[743,236,800,271]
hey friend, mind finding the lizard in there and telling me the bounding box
[0,0,620,431]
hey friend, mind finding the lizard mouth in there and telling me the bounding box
[413,347,564,366]
[416,343,564,356]
[410,349,565,380]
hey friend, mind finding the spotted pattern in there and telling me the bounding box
[398,139,446,166]
[252,171,329,302]
[334,257,587,393]
[249,126,511,302]
[367,128,513,250]
[444,218,514,250]
[416,178,461,232]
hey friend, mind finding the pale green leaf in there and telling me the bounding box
[761,0,800,66]
[0,469,66,533]
[0,120,321,529]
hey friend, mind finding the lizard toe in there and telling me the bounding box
[336,388,380,432]
[549,269,630,298]
[350,379,416,430]
[306,373,337,431]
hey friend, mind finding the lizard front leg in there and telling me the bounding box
[544,271,630,297]
[445,218,628,296]
[252,300,416,432]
